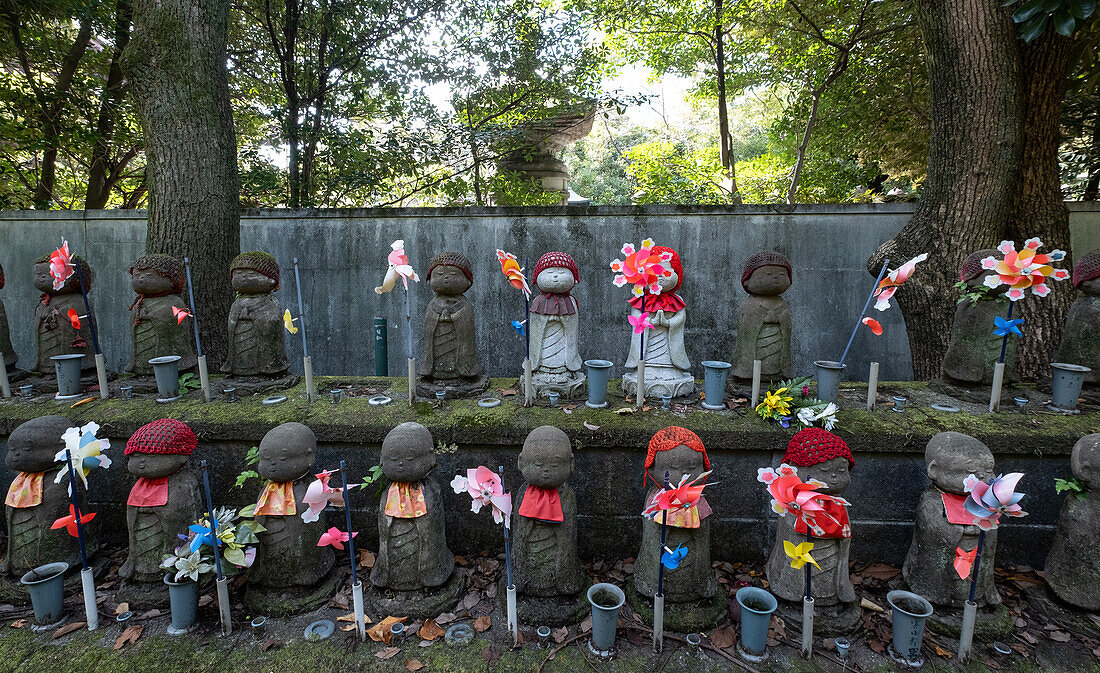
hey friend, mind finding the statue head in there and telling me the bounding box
[741,251,792,297]
[1071,433,1100,490]
[533,252,579,295]
[6,415,73,473]
[519,426,574,488]
[257,422,316,482]
[653,246,683,295]
[33,253,92,296]
[783,428,853,495]
[427,252,473,296]
[130,254,185,297]
[959,249,1005,294]
[381,422,436,483]
[1073,249,1100,297]
[125,418,195,479]
[230,251,280,295]
[926,432,995,495]
[644,426,709,487]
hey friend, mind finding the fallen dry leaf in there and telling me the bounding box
[481,645,500,665]
[552,626,568,643]
[367,616,408,644]
[454,555,468,566]
[52,622,86,639]
[405,659,425,671]
[198,595,214,607]
[435,612,457,625]
[138,609,161,619]
[9,620,27,629]
[860,598,885,612]
[860,563,900,581]
[583,421,600,431]
[474,616,491,632]
[375,647,401,660]
[710,625,736,649]
[500,388,517,397]
[114,625,143,650]
[614,407,634,415]
[261,639,282,652]
[114,603,130,615]
[1022,631,1039,644]
[359,550,376,569]
[419,619,445,641]
[1049,631,1071,643]
[580,615,592,633]
[933,644,953,658]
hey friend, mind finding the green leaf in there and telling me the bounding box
[1020,13,1051,41]
[1069,0,1096,18]
[238,503,257,518]
[1052,7,1076,34]
[1013,0,1049,22]
[224,546,247,567]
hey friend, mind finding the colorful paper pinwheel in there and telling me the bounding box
[981,239,1069,301]
[861,316,883,335]
[54,422,111,493]
[283,309,299,334]
[661,544,689,570]
[171,306,192,325]
[757,464,850,531]
[610,239,673,298]
[496,250,531,299]
[873,253,927,311]
[302,470,344,523]
[510,320,526,337]
[954,546,978,580]
[993,315,1025,338]
[188,523,217,553]
[374,239,419,294]
[784,540,821,570]
[628,312,654,334]
[643,472,713,518]
[451,466,513,528]
[318,527,357,550]
[67,308,82,329]
[963,472,1028,530]
[51,504,95,537]
[49,240,76,291]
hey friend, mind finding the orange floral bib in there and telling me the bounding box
[385,482,427,518]
[255,481,296,515]
[5,472,43,508]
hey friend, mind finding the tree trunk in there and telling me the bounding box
[86,0,134,209]
[714,0,741,204]
[1084,99,1100,200]
[122,0,240,364]
[786,93,820,204]
[870,0,1021,379]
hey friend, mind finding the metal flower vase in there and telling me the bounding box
[886,590,933,668]
[21,562,69,630]
[1050,362,1090,410]
[164,574,199,635]
[149,355,182,402]
[735,586,777,662]
[585,360,613,409]
[51,354,84,400]
[701,361,731,410]
[587,582,625,657]
[814,360,846,403]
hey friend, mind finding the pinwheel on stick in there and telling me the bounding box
[48,240,108,399]
[610,239,673,408]
[375,240,420,404]
[496,250,535,405]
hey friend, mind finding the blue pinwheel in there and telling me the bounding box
[188,524,216,553]
[661,544,689,570]
[993,315,1025,338]
[510,320,526,337]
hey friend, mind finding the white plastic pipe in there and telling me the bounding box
[989,362,1005,412]
[0,355,10,398]
[506,584,518,646]
[216,576,232,635]
[81,567,97,630]
[523,358,534,407]
[652,594,664,652]
[636,360,646,409]
[304,355,316,403]
[867,361,880,411]
[801,596,814,658]
[95,353,108,399]
[407,358,416,405]
[958,599,977,662]
[352,580,367,641]
[197,355,211,402]
[751,359,762,408]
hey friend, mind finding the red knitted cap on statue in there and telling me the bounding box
[959,249,998,283]
[1073,249,1100,288]
[741,251,792,288]
[784,428,853,470]
[533,252,579,283]
[644,426,710,484]
[125,419,197,456]
[653,246,683,292]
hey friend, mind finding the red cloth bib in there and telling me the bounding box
[629,292,685,314]
[795,497,851,539]
[385,482,428,518]
[530,293,576,315]
[255,481,296,515]
[518,486,564,522]
[941,492,973,525]
[128,476,169,507]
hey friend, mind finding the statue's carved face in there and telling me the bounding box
[536,267,575,294]
[429,265,471,296]
[519,440,573,489]
[257,437,314,482]
[381,438,434,483]
[651,445,704,488]
[127,452,188,479]
[5,435,58,473]
[131,268,175,296]
[1080,277,1100,297]
[657,270,679,294]
[743,265,791,297]
[232,269,276,295]
[796,457,850,495]
[926,436,994,495]
[1071,435,1100,490]
[33,261,77,295]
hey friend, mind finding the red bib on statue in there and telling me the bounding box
[518,486,564,522]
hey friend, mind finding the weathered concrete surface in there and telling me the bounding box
[0,203,1092,382]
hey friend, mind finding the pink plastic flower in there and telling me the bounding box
[628,312,654,334]
[451,466,513,528]
[317,527,357,549]
[963,472,1028,530]
[874,253,927,311]
[49,240,76,291]
[301,470,344,523]
[496,250,531,299]
[374,239,420,294]
[610,239,673,298]
[980,239,1068,302]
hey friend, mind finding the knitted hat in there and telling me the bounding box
[644,426,710,484]
[960,249,998,283]
[125,419,197,456]
[231,251,280,290]
[741,251,792,289]
[1073,249,1100,288]
[35,252,93,291]
[653,245,683,293]
[533,251,579,283]
[129,254,186,293]
[427,251,473,282]
[784,428,854,470]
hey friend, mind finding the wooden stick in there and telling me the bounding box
[866,361,879,411]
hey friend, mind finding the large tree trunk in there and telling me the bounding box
[714,0,741,203]
[1082,92,1100,200]
[86,0,133,209]
[122,0,240,364]
[870,0,1021,379]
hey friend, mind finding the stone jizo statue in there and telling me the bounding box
[417,252,488,397]
[222,251,289,377]
[623,246,694,399]
[528,252,585,399]
[941,251,1017,387]
[127,254,196,375]
[732,251,793,382]
[1045,433,1100,610]
[32,253,97,373]
[1053,250,1100,385]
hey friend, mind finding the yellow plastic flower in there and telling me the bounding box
[283,309,298,334]
[755,387,792,419]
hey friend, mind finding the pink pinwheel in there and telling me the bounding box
[496,250,531,299]
[172,306,191,325]
[757,464,849,531]
[49,240,76,291]
[628,312,654,334]
[963,472,1028,530]
[642,472,713,518]
[873,253,927,312]
[301,470,344,523]
[451,466,513,528]
[610,239,673,298]
[374,239,420,294]
[980,239,1069,301]
[317,526,356,550]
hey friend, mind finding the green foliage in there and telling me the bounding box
[1054,476,1088,499]
[954,281,1009,306]
[489,171,565,206]
[233,445,261,489]
[1003,0,1096,42]
[177,373,202,396]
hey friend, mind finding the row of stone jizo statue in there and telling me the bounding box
[5,415,1098,629]
[3,247,1096,399]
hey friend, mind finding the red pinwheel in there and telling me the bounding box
[49,240,76,291]
[51,505,95,537]
[757,463,850,532]
[642,472,712,518]
[67,308,82,329]
[172,306,192,325]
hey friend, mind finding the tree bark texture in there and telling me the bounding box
[86,0,134,209]
[870,0,1022,379]
[714,0,742,203]
[122,0,240,364]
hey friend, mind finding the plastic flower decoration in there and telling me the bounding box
[784,540,821,570]
[49,239,76,291]
[374,239,419,294]
[170,550,213,582]
[496,250,531,299]
[318,527,357,550]
[55,422,111,493]
[610,239,673,298]
[980,239,1069,301]
[302,470,344,523]
[860,316,883,336]
[51,505,95,537]
[963,472,1028,530]
[661,544,689,571]
[67,308,82,329]
[993,315,1025,338]
[282,309,299,334]
[628,312,654,334]
[451,466,513,528]
[643,472,713,518]
[755,387,793,421]
[171,306,192,325]
[873,253,928,311]
[796,403,839,431]
[954,546,978,580]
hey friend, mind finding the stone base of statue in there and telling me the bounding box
[776,598,861,636]
[3,367,29,383]
[220,373,302,395]
[530,371,586,400]
[625,585,725,633]
[243,572,342,616]
[929,377,1017,405]
[926,603,1013,640]
[622,366,695,400]
[416,374,489,400]
[369,571,465,619]
[498,577,591,626]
